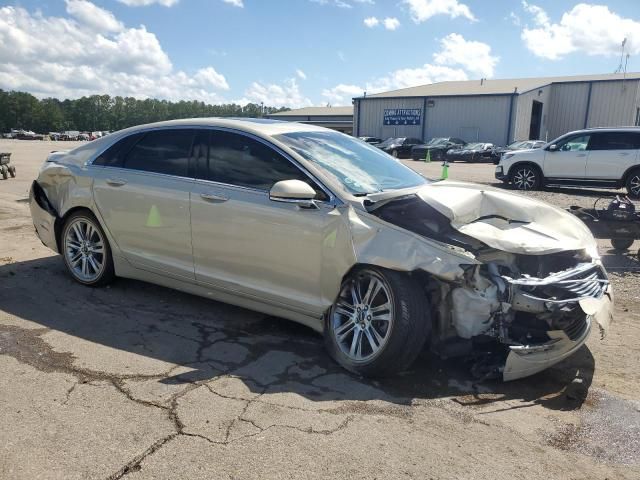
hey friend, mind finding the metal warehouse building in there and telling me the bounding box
[354,73,640,146]
[266,106,354,134]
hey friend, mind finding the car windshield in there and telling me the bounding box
[427,137,448,146]
[507,141,526,150]
[275,131,428,195]
[377,137,403,147]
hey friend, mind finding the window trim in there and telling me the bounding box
[86,125,340,206]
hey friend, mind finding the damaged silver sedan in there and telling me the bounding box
[29,119,613,380]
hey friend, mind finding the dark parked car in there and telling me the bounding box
[493,140,546,164]
[359,136,382,146]
[446,142,497,163]
[411,137,466,161]
[377,137,423,158]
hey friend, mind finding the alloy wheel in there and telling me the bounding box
[330,272,394,362]
[513,168,537,190]
[64,217,106,282]
[629,174,640,197]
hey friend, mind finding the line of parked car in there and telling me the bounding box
[360,136,546,164]
[2,129,110,141]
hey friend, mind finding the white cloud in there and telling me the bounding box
[521,1,549,26]
[433,33,498,78]
[403,0,475,23]
[322,32,495,103]
[222,0,244,7]
[117,0,179,6]
[521,3,640,60]
[66,0,124,33]
[0,4,230,103]
[364,16,379,27]
[337,50,347,62]
[240,79,313,108]
[322,84,363,103]
[508,12,521,27]
[383,17,400,30]
[296,69,307,80]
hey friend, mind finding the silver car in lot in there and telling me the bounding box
[29,119,613,380]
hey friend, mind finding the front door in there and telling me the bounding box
[544,133,590,179]
[91,128,196,280]
[189,129,343,316]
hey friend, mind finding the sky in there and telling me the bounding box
[0,0,639,107]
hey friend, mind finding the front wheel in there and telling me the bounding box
[324,267,431,377]
[61,211,115,286]
[391,149,399,158]
[626,169,640,198]
[510,165,541,191]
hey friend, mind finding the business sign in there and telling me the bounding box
[383,108,422,126]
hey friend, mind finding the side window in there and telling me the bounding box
[558,134,590,152]
[589,132,640,151]
[123,129,194,177]
[93,133,144,167]
[207,131,328,200]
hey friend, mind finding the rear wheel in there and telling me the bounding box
[8,165,15,177]
[510,164,541,191]
[1,166,7,180]
[611,238,634,251]
[625,169,640,198]
[61,211,115,286]
[325,267,431,377]
[391,149,399,158]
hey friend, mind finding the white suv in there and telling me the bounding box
[496,127,640,198]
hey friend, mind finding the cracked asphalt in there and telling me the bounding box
[1,140,639,479]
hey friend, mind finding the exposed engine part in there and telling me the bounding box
[451,267,499,339]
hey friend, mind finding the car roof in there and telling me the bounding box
[112,117,330,139]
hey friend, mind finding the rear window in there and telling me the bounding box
[589,132,640,151]
[123,129,195,177]
[93,133,144,167]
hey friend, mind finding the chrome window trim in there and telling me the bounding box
[86,124,341,207]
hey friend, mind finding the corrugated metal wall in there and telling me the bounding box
[355,95,511,145]
[424,96,511,145]
[355,97,424,139]
[546,83,590,140]
[587,80,640,128]
[512,85,551,141]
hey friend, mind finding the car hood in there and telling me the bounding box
[413,181,596,255]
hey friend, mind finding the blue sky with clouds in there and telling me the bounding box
[0,0,639,106]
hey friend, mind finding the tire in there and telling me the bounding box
[61,210,115,287]
[391,149,399,158]
[324,267,431,377]
[8,165,15,178]
[510,164,541,191]
[1,166,7,180]
[625,169,640,199]
[611,238,634,251]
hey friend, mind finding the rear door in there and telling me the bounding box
[543,133,590,179]
[91,128,196,280]
[189,129,341,315]
[585,131,640,180]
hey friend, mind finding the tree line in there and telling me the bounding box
[0,89,289,134]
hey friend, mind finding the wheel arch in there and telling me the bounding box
[622,164,640,184]
[507,160,544,181]
[54,206,100,252]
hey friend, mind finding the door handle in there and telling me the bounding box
[106,178,127,187]
[200,192,228,203]
[576,153,587,157]
[619,152,631,156]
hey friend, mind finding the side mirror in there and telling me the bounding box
[269,180,318,208]
[548,144,558,151]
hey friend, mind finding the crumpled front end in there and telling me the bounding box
[448,252,613,381]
